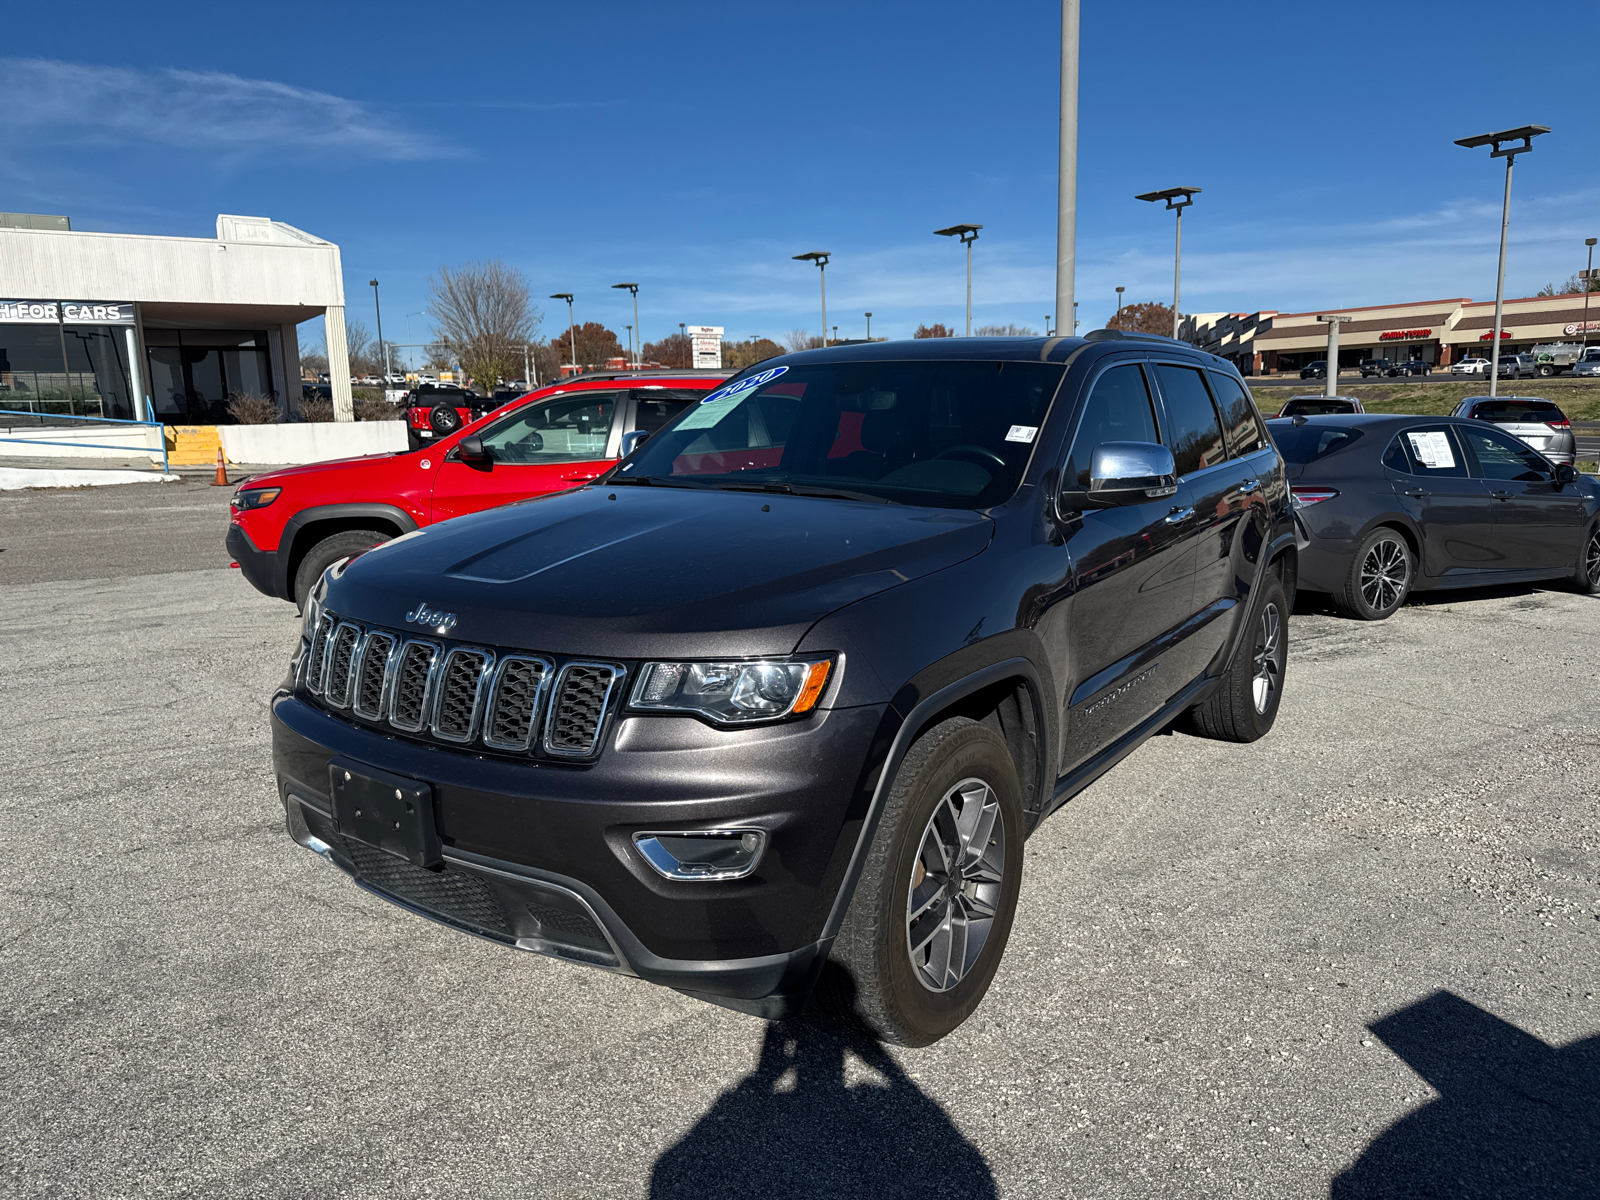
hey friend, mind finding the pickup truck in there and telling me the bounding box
[1531,343,1588,377]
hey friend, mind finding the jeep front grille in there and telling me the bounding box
[301,615,620,759]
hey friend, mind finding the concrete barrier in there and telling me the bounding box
[0,423,164,462]
[217,421,408,465]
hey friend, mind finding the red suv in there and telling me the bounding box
[226,372,727,606]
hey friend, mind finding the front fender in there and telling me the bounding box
[274,502,422,600]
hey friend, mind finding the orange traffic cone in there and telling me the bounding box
[211,446,229,487]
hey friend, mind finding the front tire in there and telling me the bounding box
[820,718,1024,1047]
[1334,528,1413,620]
[1571,523,1600,595]
[292,529,392,610]
[1186,571,1288,743]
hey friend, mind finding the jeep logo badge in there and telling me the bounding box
[405,601,457,634]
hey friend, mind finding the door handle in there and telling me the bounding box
[1491,490,1510,500]
[1403,489,1428,498]
[1165,506,1195,524]
[1238,478,1262,494]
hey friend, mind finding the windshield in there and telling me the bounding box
[616,360,1064,508]
[1471,400,1561,422]
[1268,422,1364,463]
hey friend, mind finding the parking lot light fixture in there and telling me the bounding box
[1115,285,1125,325]
[1583,238,1596,347]
[865,312,872,340]
[1317,315,1353,398]
[550,293,577,376]
[612,283,640,367]
[1455,125,1549,397]
[934,224,983,336]
[368,280,386,378]
[793,252,831,349]
[1135,187,1201,339]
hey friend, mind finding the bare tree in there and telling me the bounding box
[428,261,541,394]
[782,329,822,353]
[344,317,374,374]
[974,323,1039,336]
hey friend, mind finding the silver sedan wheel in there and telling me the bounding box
[906,777,1006,993]
[1252,604,1284,714]
[1360,537,1409,613]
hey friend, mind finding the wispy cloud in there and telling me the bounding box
[0,58,454,161]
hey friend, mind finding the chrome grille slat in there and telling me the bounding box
[431,648,494,743]
[544,663,624,757]
[322,623,362,709]
[483,656,552,751]
[351,632,396,720]
[389,640,442,732]
[305,613,337,694]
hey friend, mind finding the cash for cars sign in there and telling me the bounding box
[687,325,723,370]
[0,299,135,325]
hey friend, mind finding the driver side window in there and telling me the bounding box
[1063,363,1158,488]
[1457,425,1552,482]
[478,392,618,464]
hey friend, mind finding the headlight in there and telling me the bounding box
[631,657,833,724]
[231,486,281,511]
[300,588,324,644]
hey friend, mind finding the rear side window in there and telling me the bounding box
[631,390,704,436]
[1270,424,1364,464]
[1154,364,1226,475]
[1394,426,1467,477]
[1208,372,1265,456]
[1064,363,1159,488]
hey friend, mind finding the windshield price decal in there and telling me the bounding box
[700,365,788,406]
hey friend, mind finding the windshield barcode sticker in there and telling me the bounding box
[1005,425,1038,443]
[1406,430,1455,469]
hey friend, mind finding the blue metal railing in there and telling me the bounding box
[0,408,170,475]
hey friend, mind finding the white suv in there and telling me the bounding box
[1451,357,1490,376]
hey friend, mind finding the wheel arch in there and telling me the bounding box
[276,503,419,601]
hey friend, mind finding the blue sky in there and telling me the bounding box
[5,0,1597,354]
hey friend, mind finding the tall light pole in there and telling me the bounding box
[369,279,386,377]
[1455,125,1548,397]
[1073,301,1079,332]
[865,312,872,340]
[1136,187,1200,339]
[612,283,640,367]
[1115,285,1125,326]
[1045,315,1052,336]
[793,251,831,347]
[934,224,982,336]
[1582,237,1596,347]
[550,293,577,377]
[1056,0,1079,350]
[1317,315,1352,399]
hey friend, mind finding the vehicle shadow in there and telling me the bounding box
[1331,990,1599,1198]
[649,982,996,1199]
[1292,582,1552,619]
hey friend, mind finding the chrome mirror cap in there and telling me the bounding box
[1088,441,1179,499]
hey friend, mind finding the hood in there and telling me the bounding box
[324,486,993,658]
[241,451,412,488]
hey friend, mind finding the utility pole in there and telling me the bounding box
[1056,0,1079,348]
[1455,125,1549,397]
[1317,315,1352,398]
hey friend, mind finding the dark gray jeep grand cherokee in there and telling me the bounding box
[273,333,1294,1045]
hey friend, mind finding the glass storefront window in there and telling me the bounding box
[0,324,136,420]
[144,330,274,422]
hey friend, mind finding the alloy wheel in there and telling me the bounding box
[1252,604,1283,714]
[906,777,1006,993]
[1360,537,1409,613]
[1587,529,1600,586]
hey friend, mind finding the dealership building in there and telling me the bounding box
[1183,292,1600,375]
[0,213,353,423]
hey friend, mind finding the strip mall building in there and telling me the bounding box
[1183,293,1600,375]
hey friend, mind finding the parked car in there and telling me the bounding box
[402,384,493,450]
[1359,358,1396,378]
[1450,396,1576,466]
[1450,357,1491,376]
[1396,359,1432,377]
[1572,348,1600,378]
[1496,354,1538,379]
[227,372,728,607]
[1300,360,1328,380]
[273,333,1296,1044]
[300,383,332,405]
[1276,395,1365,418]
[1268,414,1598,620]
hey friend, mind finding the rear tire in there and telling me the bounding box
[1571,523,1600,595]
[293,529,392,611]
[429,404,463,436]
[1333,527,1413,620]
[1186,572,1288,743]
[818,718,1024,1047]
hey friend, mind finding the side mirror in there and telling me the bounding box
[620,429,651,458]
[455,435,490,464]
[1082,441,1179,505]
[1555,462,1577,486]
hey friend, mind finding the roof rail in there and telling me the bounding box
[1083,328,1188,345]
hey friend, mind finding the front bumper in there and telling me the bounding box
[272,691,887,1017]
[226,522,280,599]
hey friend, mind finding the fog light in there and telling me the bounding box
[634,829,767,881]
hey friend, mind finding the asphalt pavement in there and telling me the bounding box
[2,487,1597,1198]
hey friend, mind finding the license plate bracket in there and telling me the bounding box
[329,759,441,868]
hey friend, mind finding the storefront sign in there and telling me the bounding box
[1479,330,1512,340]
[1378,328,1432,341]
[0,299,135,325]
[686,324,724,370]
[1564,321,1600,335]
